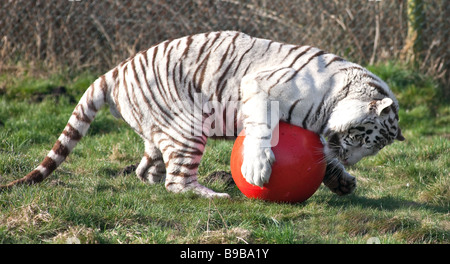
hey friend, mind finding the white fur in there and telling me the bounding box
[17,31,402,198]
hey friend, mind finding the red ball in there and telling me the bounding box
[230,121,326,203]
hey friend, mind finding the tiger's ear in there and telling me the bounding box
[369,98,393,116]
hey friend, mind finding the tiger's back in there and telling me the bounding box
[110,31,343,140]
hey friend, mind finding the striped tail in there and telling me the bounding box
[1,75,109,190]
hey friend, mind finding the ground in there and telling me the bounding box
[0,63,448,243]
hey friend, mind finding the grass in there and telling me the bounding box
[0,63,449,244]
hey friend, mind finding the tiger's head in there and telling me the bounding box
[325,97,405,166]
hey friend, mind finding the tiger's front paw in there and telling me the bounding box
[241,146,275,187]
[325,171,357,196]
[338,173,356,195]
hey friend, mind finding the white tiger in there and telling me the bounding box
[1,31,404,198]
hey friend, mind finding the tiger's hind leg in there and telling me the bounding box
[161,137,230,199]
[136,140,166,184]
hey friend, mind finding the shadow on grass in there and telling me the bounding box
[319,193,448,214]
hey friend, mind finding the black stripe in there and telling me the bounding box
[112,67,119,79]
[113,67,121,113]
[132,58,154,115]
[72,104,92,123]
[242,63,252,76]
[159,133,205,154]
[134,68,204,147]
[52,140,70,157]
[286,50,326,82]
[286,99,301,123]
[287,46,313,68]
[276,43,284,53]
[171,163,200,170]
[209,32,222,49]
[216,56,236,101]
[193,49,212,94]
[172,64,201,127]
[339,82,352,100]
[151,46,170,108]
[310,89,331,125]
[339,66,364,72]
[137,57,173,130]
[165,46,178,103]
[141,49,148,65]
[187,82,195,103]
[319,116,330,134]
[163,39,173,55]
[64,123,83,141]
[129,59,144,120]
[99,75,107,100]
[212,35,228,52]
[217,79,228,102]
[367,81,389,97]
[361,72,381,82]
[166,170,195,178]
[87,84,98,112]
[229,32,240,55]
[302,104,314,129]
[325,56,345,67]
[122,64,143,132]
[119,56,132,67]
[196,32,222,65]
[42,156,58,172]
[235,38,256,73]
[182,35,193,58]
[171,62,182,102]
[283,45,302,62]
[175,148,204,158]
[196,37,211,63]
[266,67,289,80]
[267,68,292,94]
[215,42,232,74]
[264,40,274,53]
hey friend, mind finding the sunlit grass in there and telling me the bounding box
[0,64,448,244]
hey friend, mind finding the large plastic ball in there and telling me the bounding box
[230,121,326,203]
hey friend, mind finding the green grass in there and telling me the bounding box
[0,64,449,244]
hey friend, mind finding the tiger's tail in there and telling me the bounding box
[1,74,112,190]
